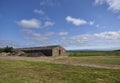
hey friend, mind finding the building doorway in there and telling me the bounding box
[59,50,61,55]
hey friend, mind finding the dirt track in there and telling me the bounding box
[0,56,120,69]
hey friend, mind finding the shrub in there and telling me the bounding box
[2,46,14,53]
[0,48,4,53]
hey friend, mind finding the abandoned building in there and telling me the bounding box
[16,45,66,56]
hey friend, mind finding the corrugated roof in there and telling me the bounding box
[16,45,61,51]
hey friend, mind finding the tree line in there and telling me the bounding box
[0,46,13,53]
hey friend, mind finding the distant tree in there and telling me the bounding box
[0,48,4,53]
[3,46,13,53]
[114,50,120,51]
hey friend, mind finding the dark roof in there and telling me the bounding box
[15,45,63,51]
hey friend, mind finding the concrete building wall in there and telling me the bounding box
[52,46,66,56]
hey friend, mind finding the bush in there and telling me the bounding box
[2,46,13,53]
[0,48,4,53]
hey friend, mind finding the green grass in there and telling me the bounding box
[66,51,120,65]
[0,60,120,83]
[55,56,120,65]
[68,51,120,57]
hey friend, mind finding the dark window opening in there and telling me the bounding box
[59,50,61,55]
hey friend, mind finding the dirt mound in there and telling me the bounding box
[12,50,26,56]
[0,50,26,56]
[0,52,11,56]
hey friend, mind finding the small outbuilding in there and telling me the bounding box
[16,45,66,56]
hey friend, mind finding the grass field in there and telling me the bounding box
[0,59,120,83]
[68,51,120,56]
[55,56,120,65]
[0,51,120,83]
[66,51,120,65]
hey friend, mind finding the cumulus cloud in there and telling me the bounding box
[94,31,120,40]
[66,16,87,26]
[17,19,41,29]
[17,19,54,29]
[43,21,54,28]
[89,21,95,25]
[66,16,94,26]
[59,32,68,36]
[60,31,120,46]
[95,0,120,12]
[34,9,44,15]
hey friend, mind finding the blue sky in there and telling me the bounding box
[0,0,120,50]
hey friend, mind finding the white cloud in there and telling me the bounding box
[95,0,120,12]
[95,0,105,5]
[23,30,55,44]
[18,19,41,29]
[96,24,100,28]
[34,9,44,15]
[60,31,120,46]
[40,0,60,6]
[66,16,94,26]
[61,34,93,46]
[22,29,120,47]
[43,21,54,27]
[18,19,54,29]
[89,21,95,26]
[70,35,92,43]
[59,32,68,36]
[94,31,120,40]
[66,16,87,26]
[0,40,19,48]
